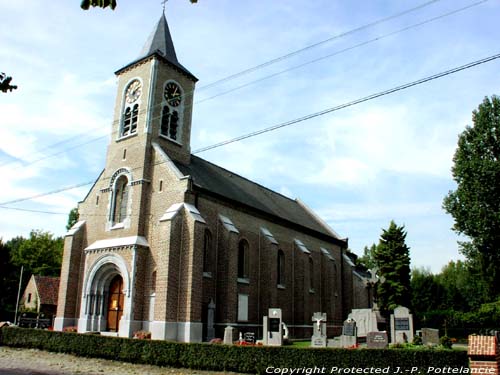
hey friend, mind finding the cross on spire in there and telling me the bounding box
[161,0,168,13]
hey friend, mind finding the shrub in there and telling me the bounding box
[0,327,469,374]
[413,335,423,345]
[440,335,453,349]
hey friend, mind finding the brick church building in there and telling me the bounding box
[54,13,371,342]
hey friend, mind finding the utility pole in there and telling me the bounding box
[14,265,24,325]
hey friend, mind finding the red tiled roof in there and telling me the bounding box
[34,276,60,306]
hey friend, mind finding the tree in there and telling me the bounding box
[438,259,488,311]
[66,207,79,230]
[373,221,411,314]
[411,268,443,314]
[0,239,21,321]
[80,0,198,10]
[443,95,500,297]
[0,72,18,93]
[357,243,377,269]
[9,230,63,278]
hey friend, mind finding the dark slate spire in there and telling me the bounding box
[115,13,197,81]
[140,13,179,65]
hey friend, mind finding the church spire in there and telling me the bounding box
[139,13,179,66]
[115,12,197,81]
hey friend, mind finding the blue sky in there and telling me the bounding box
[1,0,499,273]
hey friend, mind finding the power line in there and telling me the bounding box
[3,51,499,210]
[193,52,500,154]
[0,0,486,171]
[0,205,66,215]
[196,0,488,105]
[0,0,451,169]
[197,0,445,90]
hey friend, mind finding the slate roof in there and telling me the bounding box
[115,13,197,81]
[174,155,345,244]
[34,276,59,306]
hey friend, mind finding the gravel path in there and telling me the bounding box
[0,347,246,375]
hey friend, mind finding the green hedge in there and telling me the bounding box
[0,327,469,374]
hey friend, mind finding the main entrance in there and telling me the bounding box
[106,274,124,332]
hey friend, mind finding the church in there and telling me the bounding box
[54,13,371,342]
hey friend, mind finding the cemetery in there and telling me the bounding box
[4,299,500,374]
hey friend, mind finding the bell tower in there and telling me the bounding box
[111,12,198,166]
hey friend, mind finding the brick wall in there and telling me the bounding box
[468,335,500,375]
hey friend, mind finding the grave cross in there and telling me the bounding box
[312,312,327,333]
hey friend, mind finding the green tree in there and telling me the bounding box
[443,95,500,298]
[0,239,21,321]
[411,267,443,314]
[438,260,487,311]
[373,221,411,314]
[357,243,377,269]
[66,207,79,230]
[9,230,63,278]
[0,72,17,93]
[80,0,198,10]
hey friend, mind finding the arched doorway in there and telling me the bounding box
[106,274,124,332]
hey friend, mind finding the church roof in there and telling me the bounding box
[115,13,197,81]
[174,155,346,246]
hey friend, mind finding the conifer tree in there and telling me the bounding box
[373,221,411,314]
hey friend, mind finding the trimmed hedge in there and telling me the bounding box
[0,327,468,374]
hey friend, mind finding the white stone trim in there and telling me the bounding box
[219,214,239,234]
[294,239,310,254]
[85,236,149,251]
[66,220,85,236]
[320,247,335,261]
[144,59,158,134]
[260,227,278,245]
[343,253,356,267]
[159,203,206,223]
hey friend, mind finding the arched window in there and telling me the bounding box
[121,79,141,137]
[238,240,249,279]
[203,229,212,274]
[277,249,285,286]
[161,106,179,140]
[309,256,314,291]
[112,175,129,224]
[160,81,183,141]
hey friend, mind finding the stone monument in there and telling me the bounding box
[390,306,414,344]
[206,299,215,341]
[310,312,327,347]
[367,331,389,349]
[264,308,283,346]
[223,325,236,345]
[340,318,358,348]
[348,308,379,337]
[421,328,439,346]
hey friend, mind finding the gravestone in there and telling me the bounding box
[265,308,283,346]
[310,312,327,348]
[223,326,235,345]
[348,308,379,337]
[421,328,439,346]
[390,306,414,344]
[340,318,358,348]
[367,331,389,349]
[206,299,215,341]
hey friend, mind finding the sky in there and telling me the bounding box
[1,0,499,273]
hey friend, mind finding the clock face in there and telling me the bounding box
[125,80,142,104]
[164,82,182,107]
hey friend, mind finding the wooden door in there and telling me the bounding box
[106,275,124,332]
